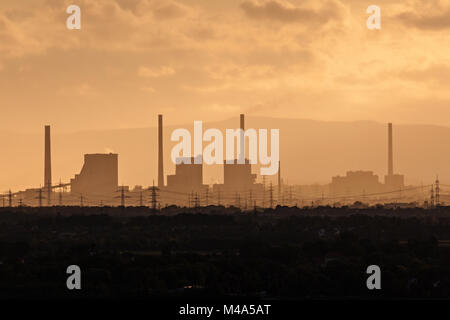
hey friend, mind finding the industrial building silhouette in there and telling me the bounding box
[6,116,423,208]
[166,155,206,195]
[70,153,119,197]
[162,114,264,206]
[329,123,405,197]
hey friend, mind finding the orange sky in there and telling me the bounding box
[0,0,449,133]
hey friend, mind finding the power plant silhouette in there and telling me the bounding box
[0,116,444,209]
[330,123,405,196]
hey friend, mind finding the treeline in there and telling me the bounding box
[0,209,450,299]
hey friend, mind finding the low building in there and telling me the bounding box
[330,170,383,196]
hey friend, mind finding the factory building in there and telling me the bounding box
[166,156,206,194]
[159,114,265,206]
[330,123,406,197]
[70,153,119,196]
[224,159,257,190]
[212,114,264,201]
[330,170,383,196]
[212,158,263,195]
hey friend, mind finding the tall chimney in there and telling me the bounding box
[388,123,393,176]
[158,114,164,187]
[239,114,245,162]
[44,125,52,189]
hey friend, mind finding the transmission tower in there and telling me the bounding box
[47,181,51,207]
[435,176,440,206]
[277,161,281,206]
[58,180,64,206]
[116,186,130,207]
[430,184,435,208]
[298,186,302,208]
[262,176,266,208]
[59,189,63,206]
[36,189,44,208]
[121,187,125,207]
[235,192,240,208]
[149,182,160,211]
[269,182,274,209]
[193,192,200,208]
[8,190,12,207]
[289,187,293,206]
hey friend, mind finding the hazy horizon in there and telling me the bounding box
[1,117,450,192]
[2,116,450,135]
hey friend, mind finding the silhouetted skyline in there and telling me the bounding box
[2,116,449,208]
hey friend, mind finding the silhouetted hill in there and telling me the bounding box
[1,117,449,191]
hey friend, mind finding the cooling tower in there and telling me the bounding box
[70,153,118,196]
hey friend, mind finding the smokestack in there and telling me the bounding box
[239,114,245,162]
[158,114,164,187]
[44,125,52,189]
[388,123,393,176]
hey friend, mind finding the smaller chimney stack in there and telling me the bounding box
[44,125,52,206]
[239,114,245,162]
[44,125,52,189]
[158,115,164,187]
[388,123,393,176]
